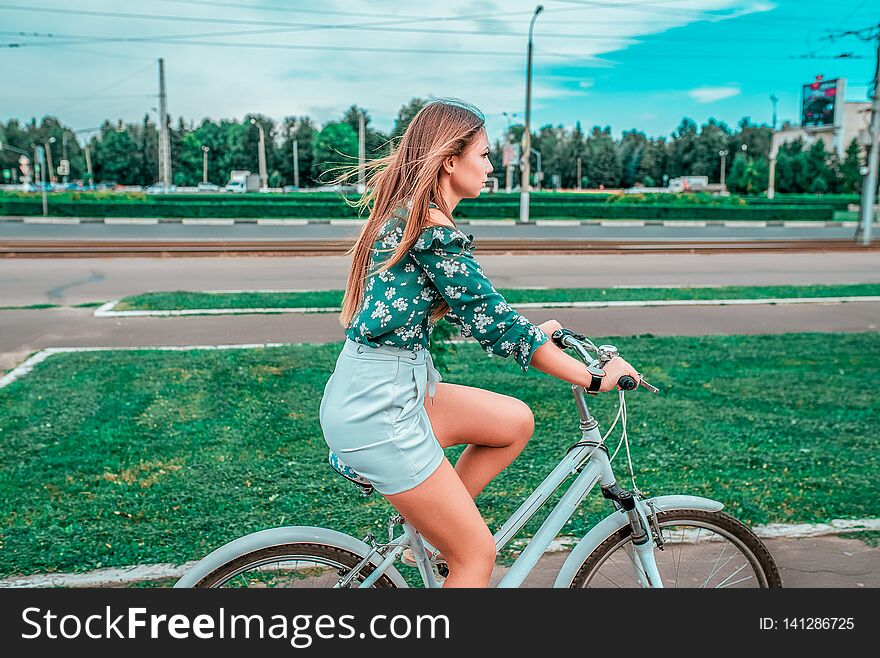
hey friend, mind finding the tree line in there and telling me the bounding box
[0,98,866,194]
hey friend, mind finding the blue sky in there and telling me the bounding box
[0,0,876,144]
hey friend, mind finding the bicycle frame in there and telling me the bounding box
[357,382,665,589]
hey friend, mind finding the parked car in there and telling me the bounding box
[145,182,177,194]
[197,182,220,192]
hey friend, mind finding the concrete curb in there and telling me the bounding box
[1,216,873,229]
[92,295,880,319]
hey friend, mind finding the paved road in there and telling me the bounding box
[3,302,878,372]
[495,535,880,587]
[0,219,866,243]
[3,251,879,306]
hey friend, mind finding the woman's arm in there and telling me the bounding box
[528,338,593,388]
[529,318,642,392]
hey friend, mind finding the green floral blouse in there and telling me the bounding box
[344,202,550,372]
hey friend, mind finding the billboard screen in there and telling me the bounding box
[801,77,838,128]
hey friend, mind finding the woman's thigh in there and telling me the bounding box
[383,457,495,566]
[423,381,535,450]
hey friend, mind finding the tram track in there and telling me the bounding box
[1,238,877,257]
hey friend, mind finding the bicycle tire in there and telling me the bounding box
[569,509,782,588]
[192,542,400,588]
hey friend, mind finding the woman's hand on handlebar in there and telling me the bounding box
[600,356,640,393]
[537,319,564,337]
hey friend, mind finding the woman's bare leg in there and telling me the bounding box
[424,382,535,499]
[383,458,496,587]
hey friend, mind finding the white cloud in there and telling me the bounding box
[0,0,766,139]
[688,86,742,103]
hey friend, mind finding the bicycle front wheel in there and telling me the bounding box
[191,542,400,588]
[570,509,782,588]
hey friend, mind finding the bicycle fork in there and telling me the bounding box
[602,483,664,587]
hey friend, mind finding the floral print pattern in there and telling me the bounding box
[345,204,549,371]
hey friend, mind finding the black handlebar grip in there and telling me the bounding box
[551,329,566,348]
[618,375,637,391]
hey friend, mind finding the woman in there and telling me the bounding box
[319,99,640,588]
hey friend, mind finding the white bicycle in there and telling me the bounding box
[176,329,782,589]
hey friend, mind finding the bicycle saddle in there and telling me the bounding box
[328,450,375,497]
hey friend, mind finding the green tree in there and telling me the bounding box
[585,126,621,188]
[391,97,428,140]
[92,121,138,184]
[312,121,359,181]
[839,138,863,194]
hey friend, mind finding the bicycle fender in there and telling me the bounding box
[552,495,724,588]
[173,525,409,588]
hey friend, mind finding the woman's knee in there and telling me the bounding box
[443,526,496,572]
[511,400,535,445]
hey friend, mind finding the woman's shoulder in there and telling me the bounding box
[412,223,474,252]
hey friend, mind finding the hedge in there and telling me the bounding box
[0,198,836,220]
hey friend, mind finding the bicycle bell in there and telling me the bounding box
[596,344,618,366]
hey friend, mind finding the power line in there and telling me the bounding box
[1,24,854,46]
[52,61,155,114]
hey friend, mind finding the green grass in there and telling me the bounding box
[0,304,60,311]
[114,284,880,312]
[0,332,878,580]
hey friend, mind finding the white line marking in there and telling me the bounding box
[103,218,159,225]
[663,220,706,227]
[601,220,644,227]
[22,218,80,225]
[724,221,767,227]
[256,219,308,225]
[181,219,235,226]
[0,343,293,389]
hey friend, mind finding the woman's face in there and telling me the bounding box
[448,128,493,199]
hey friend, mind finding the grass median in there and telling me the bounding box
[113,283,880,313]
[0,331,877,579]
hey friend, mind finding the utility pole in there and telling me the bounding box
[201,145,209,183]
[857,22,880,246]
[293,139,300,189]
[44,137,56,185]
[577,156,582,190]
[519,5,543,224]
[61,132,69,184]
[250,118,268,191]
[33,144,47,216]
[358,111,366,194]
[770,94,779,131]
[719,149,728,193]
[158,58,172,191]
[84,143,93,189]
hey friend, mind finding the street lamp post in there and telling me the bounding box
[531,148,542,190]
[719,149,729,192]
[201,145,210,184]
[502,111,518,193]
[44,137,56,185]
[250,118,268,191]
[33,144,48,216]
[519,4,543,224]
[288,126,300,190]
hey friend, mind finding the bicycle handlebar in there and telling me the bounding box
[551,328,659,394]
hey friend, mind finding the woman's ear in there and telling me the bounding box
[441,155,456,176]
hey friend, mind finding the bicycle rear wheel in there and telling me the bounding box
[570,509,782,588]
[191,542,400,588]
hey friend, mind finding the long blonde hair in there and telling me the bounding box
[329,99,486,329]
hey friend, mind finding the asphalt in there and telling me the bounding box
[0,219,867,243]
[3,251,880,306]
[490,535,880,588]
[2,301,879,373]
